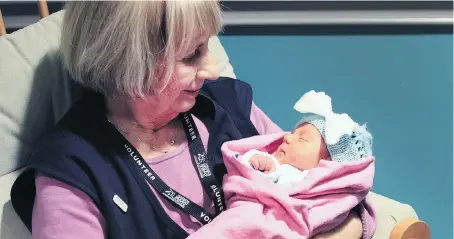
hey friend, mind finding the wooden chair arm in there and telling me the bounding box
[389,218,430,239]
[0,9,6,36]
[38,0,50,19]
[0,0,50,37]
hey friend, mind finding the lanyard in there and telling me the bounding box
[121,112,226,225]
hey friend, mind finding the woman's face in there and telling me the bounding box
[133,33,220,122]
[167,34,220,113]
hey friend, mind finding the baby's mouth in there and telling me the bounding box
[274,148,285,160]
[277,146,286,154]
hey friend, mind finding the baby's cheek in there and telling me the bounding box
[291,157,309,170]
[274,151,285,164]
[292,151,320,170]
[283,153,300,166]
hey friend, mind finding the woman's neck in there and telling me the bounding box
[106,96,178,131]
[105,96,184,157]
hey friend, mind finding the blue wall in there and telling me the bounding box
[220,35,453,238]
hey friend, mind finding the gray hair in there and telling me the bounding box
[61,1,222,98]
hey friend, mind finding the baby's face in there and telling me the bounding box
[274,123,330,170]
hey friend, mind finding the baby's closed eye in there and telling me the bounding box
[298,135,310,142]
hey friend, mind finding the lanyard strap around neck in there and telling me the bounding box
[120,112,225,225]
[179,113,226,215]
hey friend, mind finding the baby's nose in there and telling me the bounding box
[284,134,293,143]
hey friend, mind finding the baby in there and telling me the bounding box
[196,91,376,239]
[240,91,373,185]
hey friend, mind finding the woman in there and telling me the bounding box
[12,1,369,238]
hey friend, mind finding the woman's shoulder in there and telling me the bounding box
[202,76,251,90]
[27,92,118,191]
[249,102,283,135]
[11,127,110,231]
[198,77,283,135]
[201,77,253,112]
[31,129,100,162]
[27,128,109,193]
[34,91,111,158]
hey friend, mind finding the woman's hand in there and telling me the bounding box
[312,211,363,239]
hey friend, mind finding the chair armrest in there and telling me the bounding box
[389,219,430,239]
[368,192,420,239]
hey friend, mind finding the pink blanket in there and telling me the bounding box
[189,132,376,239]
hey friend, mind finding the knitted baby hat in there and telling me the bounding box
[296,114,373,163]
[293,91,373,163]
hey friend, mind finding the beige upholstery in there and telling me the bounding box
[0,10,417,239]
[369,192,418,239]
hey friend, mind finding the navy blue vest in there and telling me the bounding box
[11,77,260,239]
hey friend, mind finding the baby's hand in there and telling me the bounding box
[249,154,276,174]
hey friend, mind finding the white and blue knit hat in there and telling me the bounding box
[293,91,373,163]
[296,114,373,163]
